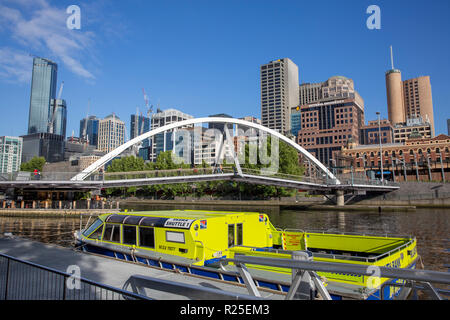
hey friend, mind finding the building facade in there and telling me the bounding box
[97,114,126,153]
[296,98,364,166]
[261,58,299,135]
[148,109,194,161]
[79,116,99,147]
[21,133,65,163]
[340,134,450,182]
[385,67,435,136]
[0,136,23,174]
[393,116,432,144]
[28,57,58,135]
[299,76,365,110]
[49,99,67,138]
[359,119,394,145]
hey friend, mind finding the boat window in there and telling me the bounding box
[103,224,120,243]
[228,224,235,248]
[82,218,103,237]
[236,224,243,246]
[88,224,104,240]
[123,225,137,246]
[166,231,185,244]
[139,227,155,249]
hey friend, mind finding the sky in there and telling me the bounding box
[0,0,449,138]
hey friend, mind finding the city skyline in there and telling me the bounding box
[0,0,449,138]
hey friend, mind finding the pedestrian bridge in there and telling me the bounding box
[0,117,399,205]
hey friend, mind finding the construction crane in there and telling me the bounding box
[48,81,64,134]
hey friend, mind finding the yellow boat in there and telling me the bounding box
[74,210,418,300]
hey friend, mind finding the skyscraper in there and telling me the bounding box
[385,47,435,136]
[98,114,126,153]
[28,57,58,135]
[261,58,299,135]
[130,114,150,145]
[49,99,67,138]
[79,116,100,147]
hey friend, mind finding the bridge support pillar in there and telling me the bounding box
[336,190,345,206]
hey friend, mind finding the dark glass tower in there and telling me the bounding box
[79,116,99,147]
[27,57,58,135]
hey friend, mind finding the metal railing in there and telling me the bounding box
[0,252,151,300]
[222,254,450,300]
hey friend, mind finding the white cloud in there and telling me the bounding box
[0,0,96,82]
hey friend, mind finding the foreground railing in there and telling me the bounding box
[0,253,150,300]
[221,253,450,300]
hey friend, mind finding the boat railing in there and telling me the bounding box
[222,254,450,300]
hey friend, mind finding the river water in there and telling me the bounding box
[0,206,448,273]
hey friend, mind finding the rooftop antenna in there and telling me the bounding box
[390,45,395,70]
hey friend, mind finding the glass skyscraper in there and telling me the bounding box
[79,116,100,147]
[28,57,58,135]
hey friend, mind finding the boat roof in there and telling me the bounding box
[101,210,263,221]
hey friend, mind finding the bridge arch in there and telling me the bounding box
[71,117,340,184]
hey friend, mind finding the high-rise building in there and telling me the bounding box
[149,108,194,161]
[28,57,58,135]
[385,47,435,136]
[79,116,100,147]
[21,133,65,163]
[299,76,365,110]
[359,119,394,145]
[296,98,364,166]
[49,99,67,138]
[261,58,299,135]
[97,114,126,153]
[0,136,23,174]
[447,119,450,136]
[402,76,434,136]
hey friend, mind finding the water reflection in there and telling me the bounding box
[0,207,448,273]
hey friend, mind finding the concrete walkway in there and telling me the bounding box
[0,236,284,300]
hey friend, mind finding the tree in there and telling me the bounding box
[21,157,46,172]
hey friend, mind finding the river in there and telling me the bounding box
[0,206,448,273]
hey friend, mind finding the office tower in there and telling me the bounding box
[28,57,58,135]
[79,116,100,147]
[299,76,365,110]
[21,133,64,163]
[130,113,151,154]
[402,76,435,136]
[49,99,67,138]
[97,114,126,153]
[149,108,194,161]
[261,58,299,135]
[0,136,23,173]
[297,98,364,166]
[393,117,432,143]
[385,46,435,136]
[208,113,233,134]
[447,119,450,136]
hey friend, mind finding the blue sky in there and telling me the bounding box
[0,0,449,138]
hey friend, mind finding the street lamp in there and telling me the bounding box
[376,112,384,183]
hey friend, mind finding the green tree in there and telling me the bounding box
[20,156,46,172]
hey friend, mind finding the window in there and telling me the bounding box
[236,224,243,246]
[123,225,137,246]
[88,224,103,240]
[102,224,120,243]
[166,231,185,244]
[83,218,103,237]
[228,224,235,248]
[139,227,155,248]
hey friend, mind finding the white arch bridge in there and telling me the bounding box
[0,117,399,205]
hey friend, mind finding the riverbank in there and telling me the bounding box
[0,208,119,217]
[120,199,417,212]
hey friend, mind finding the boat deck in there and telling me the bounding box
[0,236,285,300]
